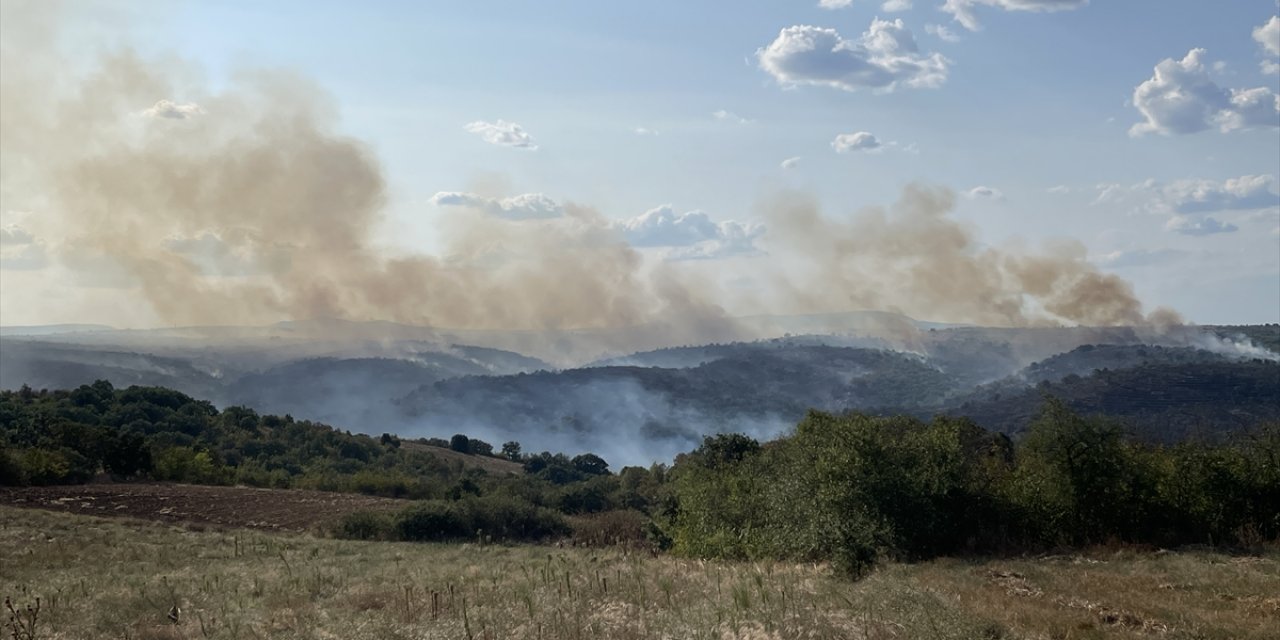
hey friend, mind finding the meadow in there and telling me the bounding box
[2,505,1277,640]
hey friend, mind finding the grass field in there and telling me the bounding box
[1,505,1277,640]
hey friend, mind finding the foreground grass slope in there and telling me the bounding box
[2,507,1276,640]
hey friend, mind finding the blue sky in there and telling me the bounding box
[2,0,1278,326]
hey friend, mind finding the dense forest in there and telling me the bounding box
[2,381,1277,577]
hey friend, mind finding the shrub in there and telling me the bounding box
[15,448,94,485]
[568,509,654,550]
[0,444,25,486]
[460,495,568,541]
[395,501,471,541]
[392,497,568,543]
[334,510,395,541]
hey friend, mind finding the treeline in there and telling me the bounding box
[0,382,656,511]
[2,381,1277,578]
[666,400,1280,576]
[0,381,667,545]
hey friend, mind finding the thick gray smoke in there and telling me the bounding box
[1,0,1179,354]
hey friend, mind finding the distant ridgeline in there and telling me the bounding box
[2,326,1277,463]
[1,381,1277,577]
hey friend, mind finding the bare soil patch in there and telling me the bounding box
[0,483,404,532]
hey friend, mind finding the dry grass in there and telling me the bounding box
[398,442,524,476]
[1,505,1275,639]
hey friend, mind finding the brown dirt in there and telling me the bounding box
[0,483,405,532]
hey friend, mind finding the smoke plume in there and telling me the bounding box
[758,188,1180,329]
[0,0,1178,347]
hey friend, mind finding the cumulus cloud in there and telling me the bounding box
[463,119,538,149]
[756,20,949,92]
[832,131,882,153]
[818,0,853,7]
[712,109,752,124]
[1254,15,1280,57]
[1161,175,1278,214]
[1258,17,1280,74]
[925,23,962,42]
[1093,176,1275,237]
[781,156,802,169]
[0,224,35,245]
[1047,185,1071,194]
[615,205,763,260]
[1129,49,1280,136]
[430,192,564,220]
[943,0,1089,31]
[634,127,659,136]
[142,99,202,119]
[0,224,48,270]
[1092,175,1279,215]
[1165,215,1238,236]
[966,186,1005,200]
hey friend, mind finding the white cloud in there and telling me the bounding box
[943,0,1088,31]
[1162,175,1278,214]
[712,109,752,124]
[756,20,949,92]
[831,131,882,153]
[1092,176,1276,236]
[463,120,538,149]
[1047,185,1071,194]
[1092,175,1279,214]
[430,192,563,220]
[634,127,659,136]
[0,224,48,270]
[1130,49,1279,136]
[1254,15,1280,57]
[142,99,203,119]
[1165,215,1238,236]
[616,205,763,259]
[0,225,35,245]
[781,156,802,169]
[966,186,1005,200]
[820,0,912,9]
[925,23,962,43]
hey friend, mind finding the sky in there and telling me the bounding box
[1,0,1278,327]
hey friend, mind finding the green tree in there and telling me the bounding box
[501,441,522,461]
[449,434,471,453]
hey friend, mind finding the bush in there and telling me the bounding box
[0,444,25,485]
[392,496,568,543]
[16,447,95,485]
[396,501,471,542]
[461,495,568,541]
[568,510,655,550]
[334,510,395,541]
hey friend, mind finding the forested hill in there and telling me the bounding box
[0,382,539,494]
[397,346,958,454]
[935,360,1280,442]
